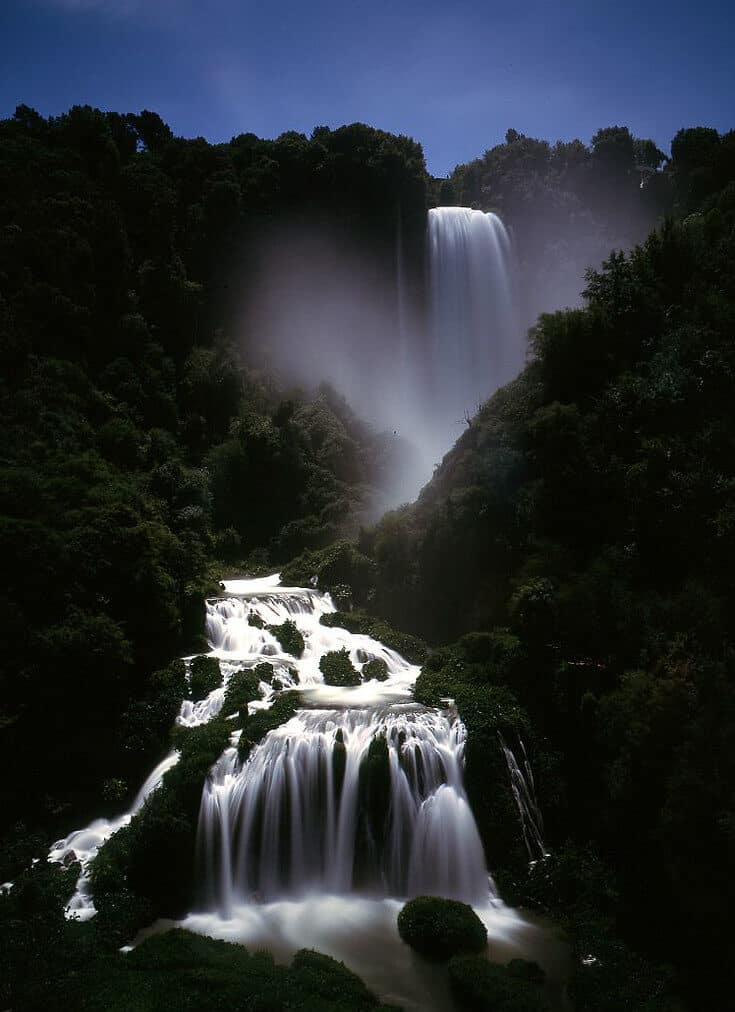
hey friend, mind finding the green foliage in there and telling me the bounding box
[188,655,222,700]
[319,648,361,686]
[366,156,735,1008]
[267,619,305,657]
[221,668,260,713]
[396,896,487,961]
[92,717,232,936]
[237,692,300,760]
[362,658,389,681]
[281,540,377,605]
[448,955,550,1011]
[0,106,423,838]
[1,920,395,1011]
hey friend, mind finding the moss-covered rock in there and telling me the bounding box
[448,955,550,1011]
[268,619,305,657]
[9,926,400,1011]
[222,669,260,713]
[253,660,276,683]
[397,896,487,961]
[362,658,389,681]
[290,948,378,1008]
[91,717,232,939]
[188,655,222,700]
[237,692,300,760]
[247,611,265,628]
[320,648,361,686]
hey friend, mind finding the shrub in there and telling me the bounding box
[253,661,276,683]
[268,619,305,657]
[222,669,260,713]
[397,896,487,961]
[281,540,376,605]
[320,648,360,686]
[290,948,377,1007]
[189,655,222,700]
[238,692,300,760]
[448,955,550,1011]
[362,658,389,681]
[247,611,265,628]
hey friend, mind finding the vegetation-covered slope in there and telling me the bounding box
[0,106,425,839]
[362,132,735,1005]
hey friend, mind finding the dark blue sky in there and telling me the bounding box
[2,0,733,175]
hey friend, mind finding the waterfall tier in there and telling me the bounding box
[427,206,518,442]
[198,705,490,916]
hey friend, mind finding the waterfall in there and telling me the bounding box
[197,581,492,917]
[36,573,558,1009]
[427,206,518,442]
[44,572,548,966]
[198,706,490,916]
[498,733,548,862]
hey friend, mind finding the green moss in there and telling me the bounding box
[238,692,300,760]
[222,668,260,713]
[397,896,487,961]
[91,717,232,938]
[320,648,361,686]
[290,948,378,1008]
[359,735,391,846]
[268,619,305,657]
[247,611,265,628]
[320,611,427,664]
[253,660,276,683]
[362,658,389,681]
[5,925,398,1011]
[188,655,222,700]
[448,955,550,1011]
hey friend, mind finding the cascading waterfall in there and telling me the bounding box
[426,206,519,444]
[499,733,548,862]
[197,579,493,918]
[38,573,559,1010]
[198,706,489,918]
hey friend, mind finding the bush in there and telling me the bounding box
[188,655,222,700]
[247,611,265,628]
[290,948,377,1007]
[268,619,305,657]
[397,896,487,961]
[238,692,300,760]
[281,540,377,605]
[222,668,260,713]
[448,955,550,1011]
[253,660,276,683]
[320,648,360,687]
[362,658,389,681]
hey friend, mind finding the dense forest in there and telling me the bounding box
[1,103,734,1010]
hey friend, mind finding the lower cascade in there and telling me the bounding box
[198,706,491,916]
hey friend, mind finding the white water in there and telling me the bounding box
[426,207,519,451]
[198,578,491,913]
[48,751,180,921]
[500,732,549,862]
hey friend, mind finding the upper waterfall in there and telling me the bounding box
[426,206,519,445]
